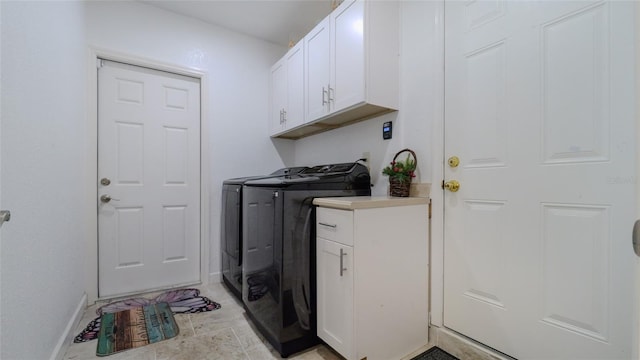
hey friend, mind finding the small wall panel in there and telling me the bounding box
[462,200,507,308]
[116,78,144,105]
[164,127,188,185]
[163,206,187,262]
[541,203,610,341]
[464,41,507,168]
[164,86,188,111]
[465,0,506,29]
[116,207,144,268]
[116,122,144,185]
[541,3,609,164]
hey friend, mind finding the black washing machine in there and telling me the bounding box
[221,167,307,300]
[242,162,371,357]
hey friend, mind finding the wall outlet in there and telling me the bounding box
[362,151,371,171]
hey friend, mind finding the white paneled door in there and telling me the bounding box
[444,1,636,359]
[98,60,200,298]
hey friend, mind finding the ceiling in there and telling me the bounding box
[141,0,334,47]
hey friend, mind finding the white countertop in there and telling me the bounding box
[312,196,429,210]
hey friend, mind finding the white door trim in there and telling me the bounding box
[634,3,640,358]
[429,1,445,328]
[85,47,211,303]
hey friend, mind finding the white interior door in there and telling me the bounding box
[443,1,637,359]
[98,60,201,298]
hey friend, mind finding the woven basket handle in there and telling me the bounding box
[392,148,417,165]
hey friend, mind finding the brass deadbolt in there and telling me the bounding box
[448,156,460,168]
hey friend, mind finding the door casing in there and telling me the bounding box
[85,47,211,303]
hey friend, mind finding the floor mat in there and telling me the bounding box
[96,302,177,356]
[411,346,460,360]
[75,288,220,343]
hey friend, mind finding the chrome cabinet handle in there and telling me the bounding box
[340,248,347,277]
[322,87,328,105]
[282,109,287,122]
[318,222,337,228]
[328,85,334,103]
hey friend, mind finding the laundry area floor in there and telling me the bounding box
[63,282,342,360]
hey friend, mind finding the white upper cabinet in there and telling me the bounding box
[305,17,331,122]
[270,41,305,137]
[274,0,399,139]
[330,0,365,113]
[270,58,287,135]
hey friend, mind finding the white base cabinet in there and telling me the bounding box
[315,197,429,360]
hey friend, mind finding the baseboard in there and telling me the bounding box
[49,292,87,360]
[432,326,514,360]
[208,271,221,284]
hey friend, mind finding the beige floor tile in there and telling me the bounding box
[292,345,343,360]
[230,322,268,351]
[155,327,248,360]
[63,339,97,360]
[190,308,246,336]
[244,344,280,360]
[174,314,196,339]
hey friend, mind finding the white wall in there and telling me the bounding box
[84,1,294,282]
[293,1,439,195]
[0,2,88,359]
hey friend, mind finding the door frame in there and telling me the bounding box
[431,0,640,356]
[85,47,211,303]
[635,4,640,359]
[429,0,445,328]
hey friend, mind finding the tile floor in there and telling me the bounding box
[63,282,343,360]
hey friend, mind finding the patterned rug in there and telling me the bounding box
[75,288,220,343]
[96,302,178,356]
[411,347,459,360]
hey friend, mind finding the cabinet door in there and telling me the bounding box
[331,0,365,113]
[285,41,304,129]
[270,59,286,135]
[317,237,354,360]
[305,17,330,122]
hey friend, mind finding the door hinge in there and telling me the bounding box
[96,59,104,69]
[428,199,432,219]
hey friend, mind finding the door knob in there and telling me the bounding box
[0,210,11,227]
[448,156,460,168]
[100,195,119,203]
[444,180,460,192]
